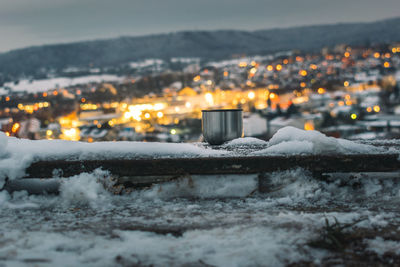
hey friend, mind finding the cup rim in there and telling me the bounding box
[201,109,243,112]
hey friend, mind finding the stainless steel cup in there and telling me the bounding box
[202,109,243,145]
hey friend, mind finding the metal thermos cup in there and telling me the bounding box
[202,109,243,145]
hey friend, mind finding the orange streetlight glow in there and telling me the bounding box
[248,91,255,100]
[269,93,276,100]
[304,122,314,131]
[299,70,307,76]
[12,123,20,133]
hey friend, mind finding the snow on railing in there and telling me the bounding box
[1,127,400,192]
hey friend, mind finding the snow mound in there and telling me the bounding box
[254,126,380,155]
[59,170,112,207]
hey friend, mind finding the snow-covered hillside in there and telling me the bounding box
[0,74,124,95]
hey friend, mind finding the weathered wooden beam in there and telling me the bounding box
[24,154,400,179]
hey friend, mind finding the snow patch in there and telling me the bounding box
[262,140,314,155]
[366,237,400,256]
[59,170,112,207]
[0,75,124,95]
[0,190,43,209]
[0,168,400,265]
[0,136,229,187]
[141,174,258,199]
[264,169,319,203]
[222,137,267,147]
[3,137,227,161]
[254,126,380,155]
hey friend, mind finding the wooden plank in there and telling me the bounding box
[24,154,400,179]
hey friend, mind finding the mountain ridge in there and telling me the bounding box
[1,17,399,78]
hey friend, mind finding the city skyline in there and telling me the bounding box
[0,0,400,52]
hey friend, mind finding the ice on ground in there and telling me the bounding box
[254,126,381,155]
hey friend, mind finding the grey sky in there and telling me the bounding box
[0,0,399,52]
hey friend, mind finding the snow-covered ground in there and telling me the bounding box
[0,127,399,265]
[0,75,124,95]
[129,59,164,69]
[1,168,400,266]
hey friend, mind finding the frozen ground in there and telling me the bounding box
[0,128,400,266]
[1,169,400,266]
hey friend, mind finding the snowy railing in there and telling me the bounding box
[1,127,400,193]
[25,153,400,183]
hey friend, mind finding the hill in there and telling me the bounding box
[0,17,399,78]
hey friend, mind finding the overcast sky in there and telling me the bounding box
[0,0,399,52]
